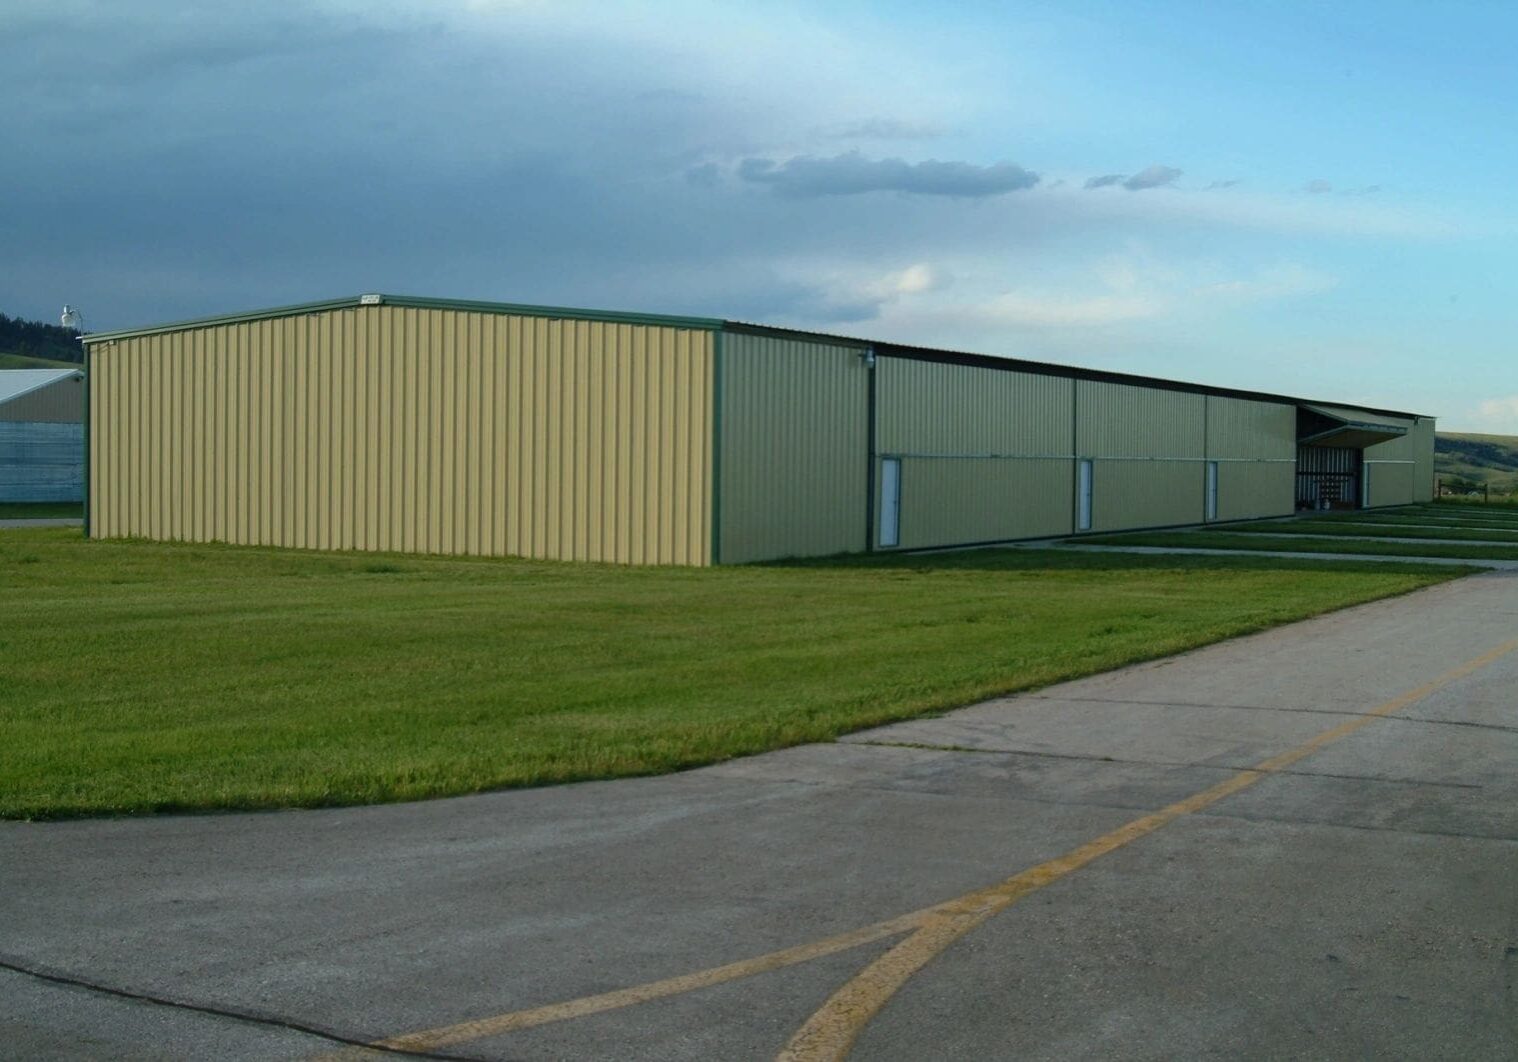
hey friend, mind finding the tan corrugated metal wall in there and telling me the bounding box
[0,376,84,423]
[1204,396,1296,521]
[89,306,712,564]
[717,333,867,563]
[1077,381,1205,532]
[876,358,1074,547]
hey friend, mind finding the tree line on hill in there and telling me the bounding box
[0,312,84,364]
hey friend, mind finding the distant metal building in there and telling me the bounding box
[0,368,86,502]
[81,296,1435,564]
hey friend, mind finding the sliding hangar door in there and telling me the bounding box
[714,330,1297,564]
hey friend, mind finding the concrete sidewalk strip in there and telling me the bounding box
[1041,541,1518,568]
[0,518,82,528]
[2,571,1515,1059]
[1228,531,1518,547]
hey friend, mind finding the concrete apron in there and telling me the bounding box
[3,571,1517,1060]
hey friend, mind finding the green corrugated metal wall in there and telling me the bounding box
[876,358,1074,548]
[717,333,868,563]
[1205,397,1297,521]
[1077,381,1205,532]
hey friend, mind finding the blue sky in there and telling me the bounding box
[5,0,1515,428]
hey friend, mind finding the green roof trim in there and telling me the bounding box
[82,294,724,344]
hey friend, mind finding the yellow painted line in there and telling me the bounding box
[776,636,1518,1061]
[349,914,925,1054]
[339,637,1518,1060]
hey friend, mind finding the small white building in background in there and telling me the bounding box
[0,369,85,502]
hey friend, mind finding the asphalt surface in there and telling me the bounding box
[4,571,1517,1060]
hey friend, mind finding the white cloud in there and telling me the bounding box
[1197,263,1338,302]
[1466,396,1518,433]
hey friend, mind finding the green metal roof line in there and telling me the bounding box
[81,295,725,344]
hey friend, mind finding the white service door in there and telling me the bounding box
[879,457,901,547]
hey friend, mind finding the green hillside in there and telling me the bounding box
[0,352,76,370]
[0,312,82,364]
[1436,432,1518,495]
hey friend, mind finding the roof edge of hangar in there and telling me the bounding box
[82,294,725,345]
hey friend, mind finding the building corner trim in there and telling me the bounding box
[710,329,724,566]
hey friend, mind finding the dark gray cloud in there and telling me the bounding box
[1122,165,1183,190]
[1086,167,1183,191]
[1304,179,1333,193]
[738,151,1039,198]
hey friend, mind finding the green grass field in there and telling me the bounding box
[0,352,76,370]
[0,530,1461,819]
[0,502,83,520]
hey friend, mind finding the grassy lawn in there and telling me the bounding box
[0,530,1463,820]
[0,352,77,371]
[1228,518,1518,543]
[1077,530,1518,561]
[0,502,83,520]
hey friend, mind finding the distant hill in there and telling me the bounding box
[1436,432,1518,495]
[0,312,83,365]
[0,352,77,370]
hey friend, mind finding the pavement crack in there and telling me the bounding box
[1021,696,1518,734]
[845,740,1483,790]
[0,955,486,1061]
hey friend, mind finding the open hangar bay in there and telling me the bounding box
[81,294,1435,563]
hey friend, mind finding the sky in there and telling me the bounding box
[4,0,1516,429]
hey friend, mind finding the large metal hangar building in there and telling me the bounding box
[82,295,1434,565]
[0,368,86,502]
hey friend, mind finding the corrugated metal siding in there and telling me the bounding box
[0,422,83,501]
[1368,460,1415,508]
[717,333,867,563]
[1205,396,1295,521]
[1204,396,1294,459]
[89,306,712,564]
[0,375,84,422]
[876,358,1072,454]
[1215,462,1294,521]
[894,457,1072,548]
[1091,462,1204,530]
[1077,381,1204,459]
[877,358,1074,545]
[1077,381,1204,532]
[1411,417,1435,502]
